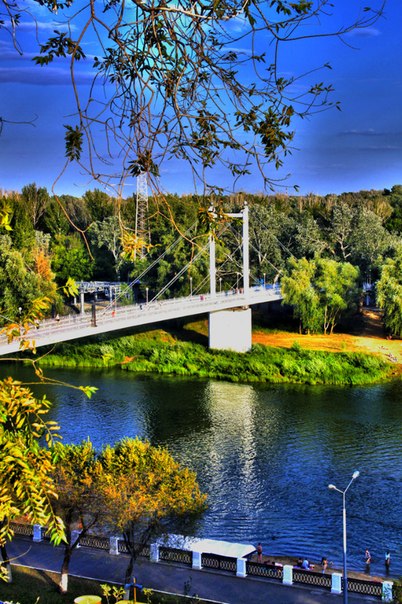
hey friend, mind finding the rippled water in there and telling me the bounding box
[6,364,402,577]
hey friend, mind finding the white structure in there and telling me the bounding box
[209,308,252,352]
[208,204,252,353]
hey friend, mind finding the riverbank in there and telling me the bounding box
[35,327,394,386]
[250,552,394,583]
[252,308,402,378]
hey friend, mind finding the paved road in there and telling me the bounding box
[7,538,380,604]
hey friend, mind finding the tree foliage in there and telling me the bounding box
[99,438,207,583]
[281,256,359,334]
[51,441,106,593]
[1,0,384,196]
[0,378,65,579]
[376,245,402,337]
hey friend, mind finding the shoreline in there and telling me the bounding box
[252,552,396,583]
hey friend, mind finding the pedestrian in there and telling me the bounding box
[256,543,263,563]
[321,557,328,573]
[364,548,371,566]
[385,550,391,572]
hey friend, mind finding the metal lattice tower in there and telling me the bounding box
[135,172,150,259]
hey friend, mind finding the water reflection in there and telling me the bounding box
[3,364,401,577]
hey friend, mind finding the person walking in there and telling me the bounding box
[385,550,391,573]
[364,548,371,570]
[256,543,263,563]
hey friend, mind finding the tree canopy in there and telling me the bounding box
[99,438,207,583]
[2,0,384,197]
[281,256,359,334]
[376,245,402,337]
[0,378,65,579]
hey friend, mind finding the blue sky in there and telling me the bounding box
[0,0,401,198]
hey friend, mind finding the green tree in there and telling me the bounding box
[99,438,207,584]
[376,246,402,337]
[385,185,402,234]
[51,234,94,284]
[315,258,360,335]
[9,196,35,251]
[350,207,393,275]
[0,378,65,581]
[249,203,289,280]
[281,257,322,333]
[0,234,57,323]
[282,256,359,334]
[83,190,114,223]
[21,183,50,228]
[41,197,70,237]
[88,217,124,279]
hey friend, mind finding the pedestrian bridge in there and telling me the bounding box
[0,285,282,356]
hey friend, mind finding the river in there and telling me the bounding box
[5,364,402,577]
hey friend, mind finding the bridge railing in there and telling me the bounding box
[0,285,282,352]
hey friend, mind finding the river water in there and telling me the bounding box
[6,364,402,577]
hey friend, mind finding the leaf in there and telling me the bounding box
[78,386,98,399]
[64,125,83,162]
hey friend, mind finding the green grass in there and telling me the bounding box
[1,566,104,604]
[34,328,394,386]
[1,566,207,604]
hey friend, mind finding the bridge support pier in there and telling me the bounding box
[209,307,252,353]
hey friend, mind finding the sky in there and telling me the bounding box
[0,0,401,199]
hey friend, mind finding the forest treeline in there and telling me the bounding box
[0,183,401,334]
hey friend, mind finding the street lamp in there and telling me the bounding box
[189,276,193,296]
[263,273,266,288]
[328,470,360,604]
[236,272,240,292]
[145,287,149,304]
[219,277,222,293]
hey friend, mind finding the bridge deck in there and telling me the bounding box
[0,287,282,356]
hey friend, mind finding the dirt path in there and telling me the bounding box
[252,310,402,375]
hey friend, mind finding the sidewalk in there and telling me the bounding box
[7,537,379,604]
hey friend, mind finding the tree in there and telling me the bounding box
[21,183,50,229]
[0,378,65,581]
[281,256,359,334]
[99,438,207,584]
[281,257,323,333]
[314,258,360,335]
[0,234,58,324]
[376,246,402,337]
[51,234,95,284]
[2,1,383,200]
[83,190,115,223]
[51,441,106,593]
[88,217,124,280]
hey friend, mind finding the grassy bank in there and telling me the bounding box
[1,566,206,604]
[35,329,392,386]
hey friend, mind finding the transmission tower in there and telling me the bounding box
[135,172,150,259]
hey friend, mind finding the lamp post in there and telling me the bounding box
[328,470,360,604]
[263,273,266,288]
[189,276,193,296]
[145,287,149,305]
[219,277,222,293]
[236,272,240,292]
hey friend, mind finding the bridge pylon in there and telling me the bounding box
[208,204,252,352]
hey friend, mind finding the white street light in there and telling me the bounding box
[146,287,149,304]
[219,277,222,293]
[236,272,240,291]
[189,276,193,296]
[263,273,266,288]
[328,471,360,604]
